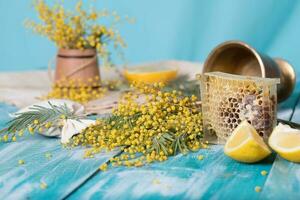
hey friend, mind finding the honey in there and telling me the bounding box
[199,72,280,144]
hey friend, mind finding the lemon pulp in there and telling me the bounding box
[224,121,271,163]
[269,123,300,163]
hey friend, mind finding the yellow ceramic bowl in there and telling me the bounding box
[124,66,178,84]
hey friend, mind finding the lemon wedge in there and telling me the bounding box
[224,121,272,163]
[269,123,300,163]
[124,66,177,84]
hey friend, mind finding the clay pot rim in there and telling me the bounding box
[58,48,97,57]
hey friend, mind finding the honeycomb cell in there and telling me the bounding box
[200,72,280,144]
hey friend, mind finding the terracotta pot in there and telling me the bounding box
[55,49,100,86]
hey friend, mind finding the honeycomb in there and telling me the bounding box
[200,72,280,144]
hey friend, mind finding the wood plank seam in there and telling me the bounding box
[62,150,124,199]
[288,91,300,121]
[259,90,300,199]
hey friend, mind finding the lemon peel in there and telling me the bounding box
[224,121,271,163]
[269,123,300,163]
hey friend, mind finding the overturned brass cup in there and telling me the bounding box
[202,41,296,102]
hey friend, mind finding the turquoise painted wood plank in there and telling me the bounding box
[0,137,120,200]
[68,145,274,200]
[277,82,300,121]
[259,157,300,200]
[0,103,17,123]
[287,90,300,123]
[0,103,120,199]
[260,89,300,200]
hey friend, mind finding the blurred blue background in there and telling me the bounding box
[0,0,300,75]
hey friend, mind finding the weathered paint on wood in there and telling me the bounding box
[259,156,300,200]
[68,145,274,200]
[260,90,300,200]
[287,84,300,123]
[277,82,300,121]
[0,103,120,200]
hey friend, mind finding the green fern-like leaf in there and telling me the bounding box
[2,102,81,135]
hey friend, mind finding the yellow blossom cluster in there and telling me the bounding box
[25,0,126,63]
[45,76,122,103]
[2,120,50,142]
[45,76,108,103]
[70,82,206,168]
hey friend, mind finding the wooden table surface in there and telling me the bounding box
[0,84,299,200]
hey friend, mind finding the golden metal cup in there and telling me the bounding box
[202,41,296,102]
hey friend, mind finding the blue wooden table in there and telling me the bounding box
[0,85,300,200]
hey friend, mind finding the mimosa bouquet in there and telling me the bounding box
[26,0,128,85]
